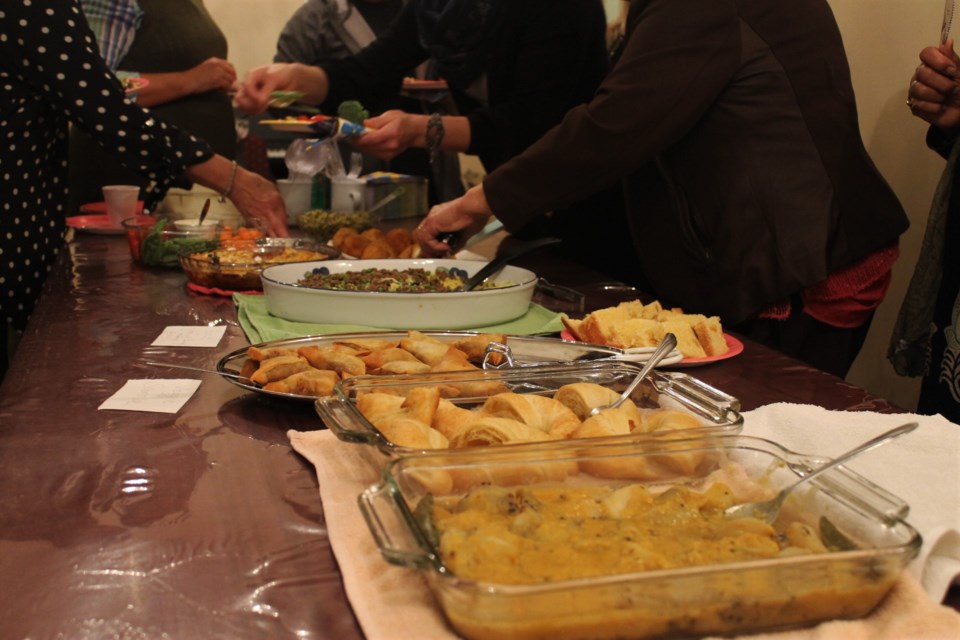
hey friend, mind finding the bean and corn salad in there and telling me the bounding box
[297,266,503,293]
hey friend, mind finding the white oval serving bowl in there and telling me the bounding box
[260,258,538,329]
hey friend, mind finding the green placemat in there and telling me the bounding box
[233,293,564,343]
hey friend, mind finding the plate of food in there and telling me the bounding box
[260,258,538,329]
[180,236,339,292]
[260,115,370,139]
[67,213,126,235]
[359,434,918,639]
[402,78,448,91]
[121,76,149,95]
[215,330,741,409]
[561,298,742,367]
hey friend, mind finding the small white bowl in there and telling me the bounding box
[174,218,220,232]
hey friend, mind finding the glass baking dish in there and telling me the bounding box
[316,360,743,468]
[359,435,921,640]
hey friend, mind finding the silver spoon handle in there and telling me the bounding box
[790,422,918,491]
[144,361,248,381]
[608,332,677,410]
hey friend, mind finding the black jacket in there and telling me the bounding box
[484,0,909,323]
[320,0,610,172]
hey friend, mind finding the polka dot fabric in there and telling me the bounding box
[0,0,213,330]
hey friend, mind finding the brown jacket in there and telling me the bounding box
[484,0,908,323]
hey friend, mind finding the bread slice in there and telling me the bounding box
[693,316,728,356]
[607,318,665,349]
[579,307,633,344]
[661,320,707,359]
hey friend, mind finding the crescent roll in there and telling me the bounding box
[449,417,553,448]
[553,383,641,420]
[480,393,581,438]
[569,406,640,441]
[378,417,449,450]
[639,409,702,434]
[432,399,480,440]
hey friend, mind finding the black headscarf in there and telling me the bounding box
[416,0,499,87]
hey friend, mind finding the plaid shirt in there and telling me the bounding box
[79,0,143,69]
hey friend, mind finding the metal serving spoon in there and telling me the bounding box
[145,361,252,382]
[587,332,677,417]
[460,236,562,291]
[724,421,919,524]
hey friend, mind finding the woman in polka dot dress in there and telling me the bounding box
[0,0,289,380]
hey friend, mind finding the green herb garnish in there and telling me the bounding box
[337,100,369,124]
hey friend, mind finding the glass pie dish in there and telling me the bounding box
[316,359,744,470]
[179,237,338,291]
[359,435,921,640]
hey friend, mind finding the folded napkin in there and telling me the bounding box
[289,422,960,640]
[233,292,563,343]
[739,403,960,602]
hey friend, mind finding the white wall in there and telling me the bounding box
[207,0,303,77]
[207,0,948,410]
[833,0,945,409]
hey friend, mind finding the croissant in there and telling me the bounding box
[377,416,449,450]
[430,351,507,398]
[481,393,581,438]
[432,399,480,440]
[569,405,639,441]
[554,383,645,433]
[639,409,702,434]
[449,417,554,448]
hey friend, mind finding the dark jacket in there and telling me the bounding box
[484,0,909,323]
[320,0,610,172]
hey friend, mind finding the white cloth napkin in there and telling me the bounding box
[289,402,960,640]
[739,403,960,602]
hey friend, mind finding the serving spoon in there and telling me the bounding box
[460,236,562,291]
[724,421,918,524]
[587,332,677,417]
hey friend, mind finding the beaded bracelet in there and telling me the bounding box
[218,160,238,203]
[425,113,445,164]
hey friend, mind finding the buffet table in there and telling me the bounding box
[0,230,940,638]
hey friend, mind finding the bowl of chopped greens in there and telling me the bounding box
[260,259,538,329]
[123,215,220,268]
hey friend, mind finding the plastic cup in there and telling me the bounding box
[102,185,141,227]
[277,179,313,226]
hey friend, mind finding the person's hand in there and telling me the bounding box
[415,185,492,256]
[229,168,290,237]
[908,40,960,133]
[185,57,236,94]
[234,63,314,116]
[351,110,423,160]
